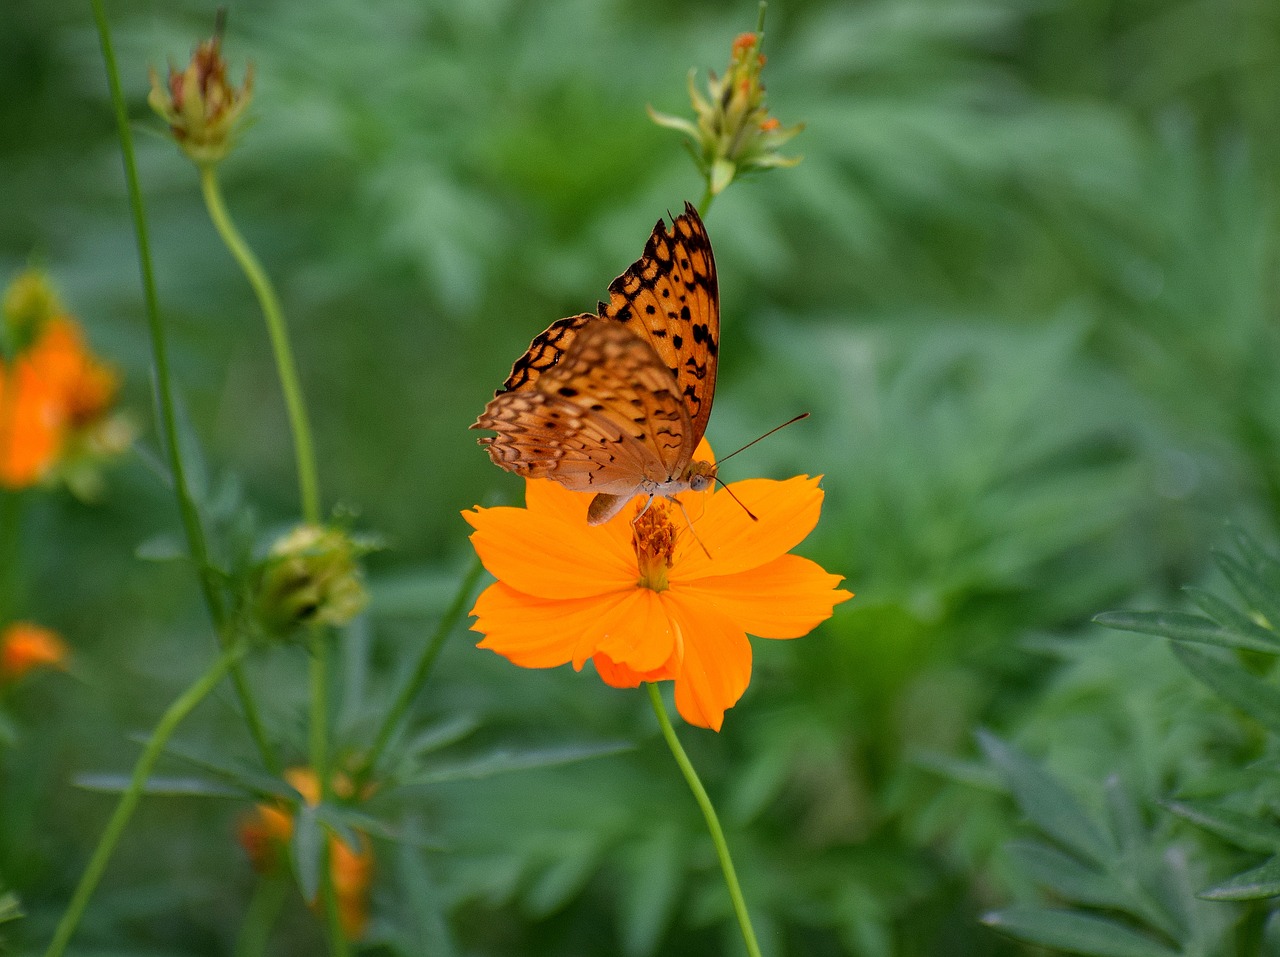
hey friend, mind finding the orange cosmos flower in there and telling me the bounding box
[464,442,851,730]
[0,313,120,490]
[0,622,69,681]
[237,767,373,941]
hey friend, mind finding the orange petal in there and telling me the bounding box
[673,475,824,580]
[471,581,626,669]
[663,592,753,731]
[678,554,852,639]
[592,652,676,688]
[590,588,680,674]
[463,500,635,600]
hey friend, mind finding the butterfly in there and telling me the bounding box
[472,202,720,525]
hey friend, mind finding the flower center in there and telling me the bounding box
[633,499,678,591]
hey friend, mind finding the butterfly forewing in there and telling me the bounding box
[599,201,719,447]
[473,203,720,521]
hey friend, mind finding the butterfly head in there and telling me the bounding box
[685,459,717,493]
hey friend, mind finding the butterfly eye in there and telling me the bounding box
[689,471,714,492]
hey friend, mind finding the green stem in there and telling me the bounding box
[0,491,23,622]
[309,629,330,787]
[320,863,351,957]
[357,556,485,787]
[90,0,278,775]
[42,645,241,957]
[307,629,349,957]
[198,165,321,525]
[234,872,289,957]
[697,185,716,221]
[646,683,762,957]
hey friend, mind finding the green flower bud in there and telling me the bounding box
[256,524,368,637]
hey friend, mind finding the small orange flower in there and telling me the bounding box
[0,622,69,681]
[0,307,123,491]
[236,767,373,940]
[0,358,64,488]
[464,442,851,730]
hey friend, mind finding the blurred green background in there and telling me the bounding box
[4,0,1280,953]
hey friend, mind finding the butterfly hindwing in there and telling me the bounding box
[475,318,695,493]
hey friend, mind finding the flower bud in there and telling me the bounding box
[148,34,254,166]
[255,524,369,636]
[649,29,803,197]
[3,269,62,355]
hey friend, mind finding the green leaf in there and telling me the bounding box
[978,731,1112,865]
[1005,840,1119,907]
[982,906,1180,957]
[292,801,324,904]
[1213,549,1280,633]
[73,773,242,798]
[1230,529,1280,599]
[400,742,632,787]
[1163,798,1280,853]
[391,820,457,957]
[526,837,602,917]
[1200,854,1280,900]
[911,749,1004,791]
[1183,586,1280,651]
[134,532,189,562]
[1172,644,1280,737]
[1093,609,1280,653]
[0,891,23,925]
[130,735,291,801]
[619,821,686,957]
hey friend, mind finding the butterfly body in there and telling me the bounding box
[474,203,718,525]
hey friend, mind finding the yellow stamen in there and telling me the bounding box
[633,500,678,591]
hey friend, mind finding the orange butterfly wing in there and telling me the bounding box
[474,317,694,492]
[473,204,719,522]
[598,201,718,448]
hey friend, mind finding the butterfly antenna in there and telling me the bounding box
[714,477,759,522]
[716,412,810,466]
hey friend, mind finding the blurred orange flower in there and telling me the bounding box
[0,281,122,491]
[0,622,69,681]
[465,441,851,730]
[237,767,373,940]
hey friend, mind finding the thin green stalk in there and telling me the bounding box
[0,491,22,623]
[198,165,321,525]
[90,0,278,775]
[234,871,288,957]
[646,683,762,957]
[307,629,349,957]
[309,629,330,786]
[357,556,485,786]
[697,185,716,221]
[42,644,242,957]
[320,864,351,957]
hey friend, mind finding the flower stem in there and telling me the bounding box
[234,872,289,957]
[646,683,762,957]
[42,644,242,957]
[89,0,278,775]
[357,555,485,786]
[307,628,349,957]
[697,185,716,221]
[0,490,23,622]
[198,165,322,525]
